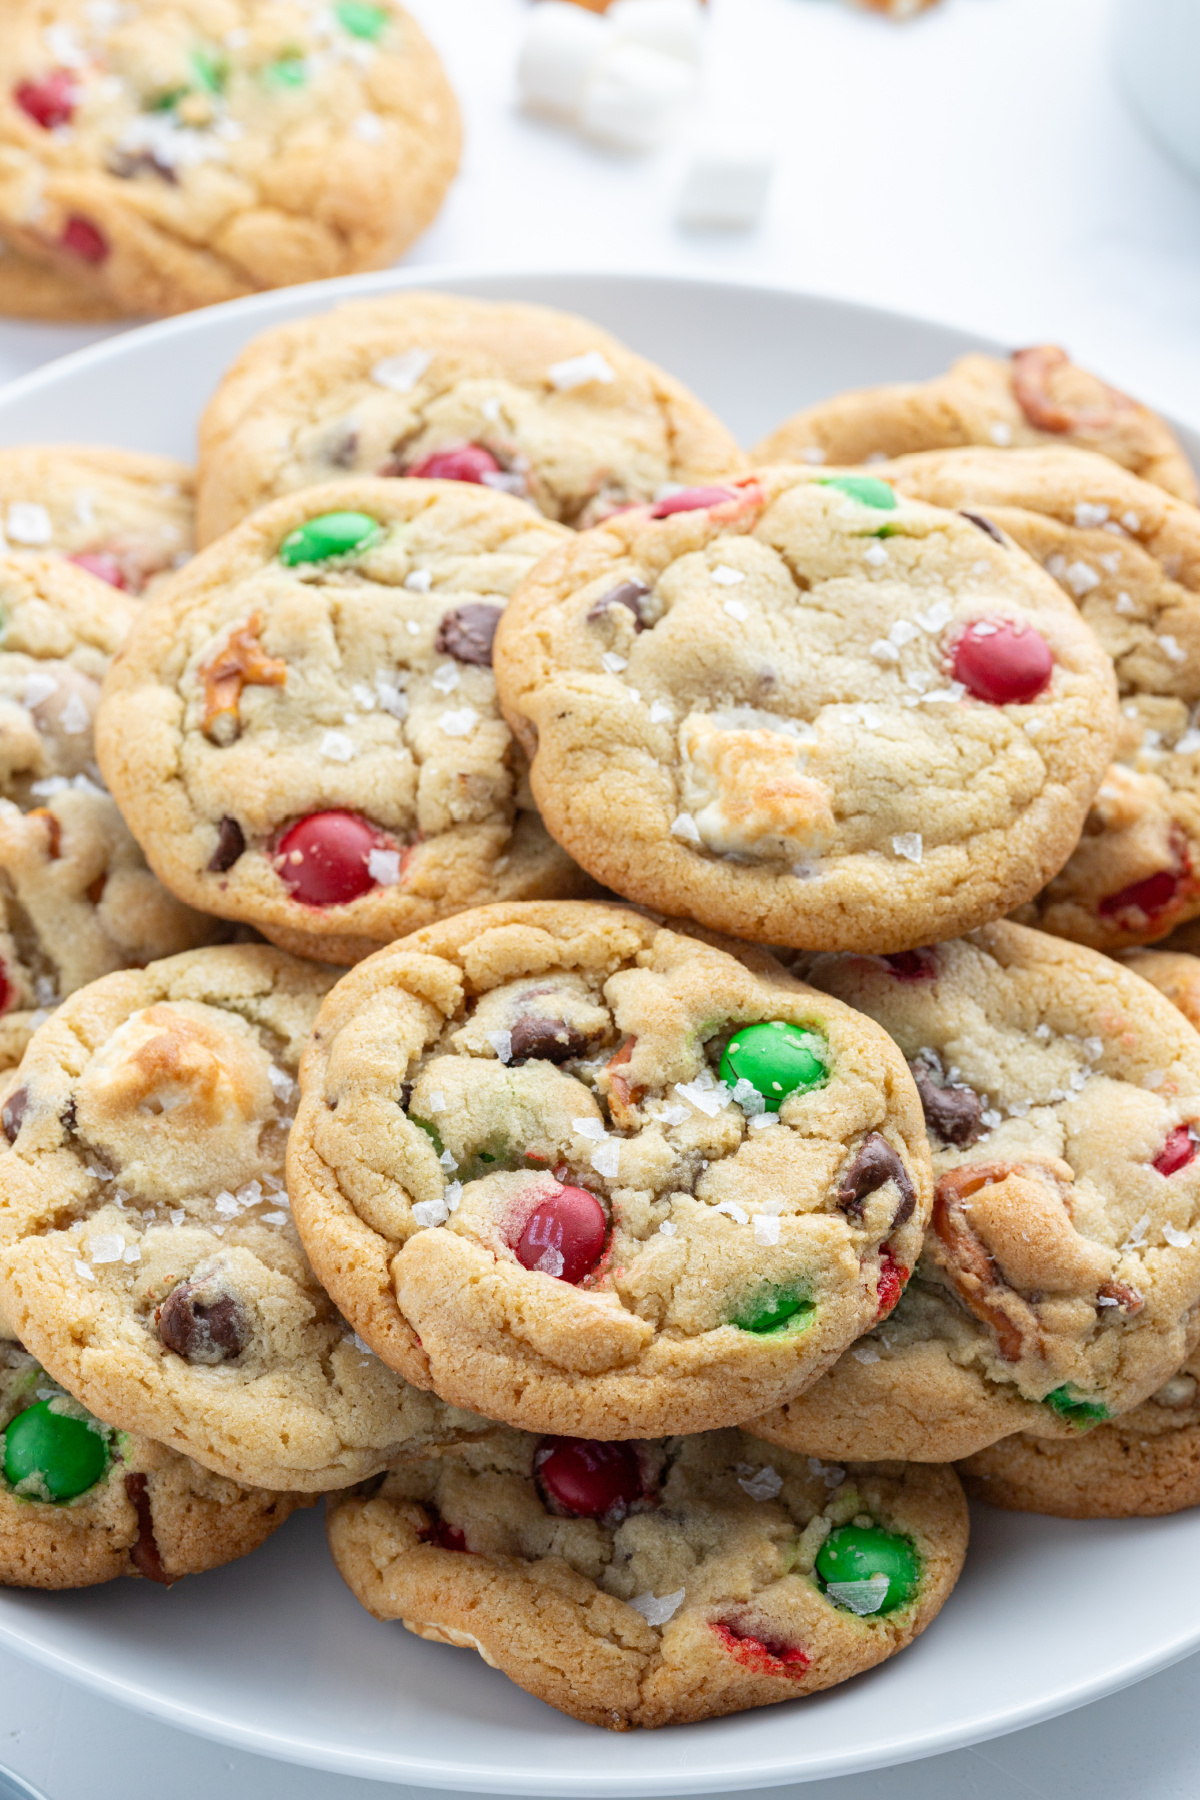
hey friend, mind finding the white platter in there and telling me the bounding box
[1,268,1199,1792]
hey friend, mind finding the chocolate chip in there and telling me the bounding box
[328,430,359,470]
[207,816,245,873]
[838,1133,916,1227]
[509,1015,594,1064]
[157,1280,249,1365]
[586,580,651,630]
[960,511,1006,545]
[434,603,503,666]
[60,1096,76,1134]
[124,1472,173,1585]
[108,149,178,184]
[908,1061,982,1147]
[2,1086,27,1144]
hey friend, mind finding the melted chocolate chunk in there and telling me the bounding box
[157,1280,249,1365]
[959,510,1006,545]
[108,149,178,183]
[586,580,651,630]
[207,816,245,873]
[509,1014,593,1064]
[60,1096,77,1134]
[909,1061,983,1147]
[434,603,503,666]
[838,1133,916,1227]
[124,1472,173,1585]
[2,1086,27,1144]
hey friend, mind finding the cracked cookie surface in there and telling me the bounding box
[753,348,1198,504]
[95,479,595,965]
[0,944,493,1491]
[195,290,749,544]
[288,901,932,1439]
[493,469,1119,952]
[0,551,217,1070]
[750,923,1200,1463]
[0,1340,309,1587]
[0,0,459,318]
[0,444,193,596]
[327,1427,967,1730]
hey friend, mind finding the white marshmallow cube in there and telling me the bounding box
[677,131,774,228]
[517,2,612,121]
[608,0,706,69]
[580,40,696,151]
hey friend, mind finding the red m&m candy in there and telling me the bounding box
[15,72,78,130]
[1098,867,1182,923]
[535,1438,644,1519]
[515,1186,607,1284]
[69,550,126,589]
[882,950,936,983]
[61,215,108,263]
[649,486,737,519]
[275,811,385,907]
[1154,1125,1197,1178]
[408,443,502,484]
[953,619,1053,705]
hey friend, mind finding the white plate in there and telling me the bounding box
[1,269,1199,1793]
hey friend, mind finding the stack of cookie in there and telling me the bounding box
[0,0,460,322]
[2,294,1200,1734]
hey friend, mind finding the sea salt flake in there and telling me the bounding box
[352,1334,375,1357]
[1174,729,1200,755]
[852,1345,880,1365]
[660,1104,689,1127]
[431,663,460,694]
[438,1148,458,1171]
[723,599,748,621]
[863,543,888,568]
[732,1076,765,1116]
[58,692,90,735]
[892,833,923,864]
[1123,512,1142,533]
[428,1090,447,1114]
[22,671,59,708]
[753,1213,781,1246]
[438,707,478,737]
[320,730,355,761]
[671,811,702,845]
[738,1464,783,1500]
[353,110,384,141]
[123,1243,141,1264]
[487,1029,513,1064]
[749,1112,779,1130]
[1065,560,1101,597]
[87,1233,125,1264]
[602,651,628,674]
[869,639,899,664]
[715,1200,749,1224]
[1164,1224,1193,1248]
[214,1190,240,1218]
[1115,591,1135,615]
[629,1588,686,1626]
[405,568,433,593]
[1123,1212,1151,1250]
[591,1141,621,1178]
[675,1078,729,1118]
[413,1196,449,1229]
[1143,1070,1165,1090]
[548,351,616,391]
[658,1219,678,1236]
[169,1209,185,1227]
[650,700,673,724]
[1083,1037,1103,1061]
[801,446,826,464]
[1159,634,1187,664]
[368,848,401,886]
[443,1181,463,1214]
[989,422,1012,446]
[375,679,408,719]
[1099,552,1121,574]
[268,1064,295,1102]
[914,600,952,633]
[74,1259,96,1283]
[981,1108,1002,1129]
[1075,502,1110,529]
[573,1117,607,1141]
[826,1576,891,1616]
[711,565,745,586]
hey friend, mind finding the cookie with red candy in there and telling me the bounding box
[0,234,125,322]
[286,901,932,1440]
[750,922,1200,1465]
[753,346,1198,504]
[194,290,748,543]
[95,479,597,965]
[0,445,193,596]
[493,468,1119,952]
[327,1425,967,1729]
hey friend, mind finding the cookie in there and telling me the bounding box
[0,0,460,319]
[95,479,597,965]
[0,445,194,595]
[194,291,749,543]
[0,552,218,1071]
[749,923,1200,1463]
[0,944,494,1491]
[0,1341,309,1587]
[328,1427,967,1730]
[287,901,932,1439]
[957,1347,1200,1518]
[0,233,125,321]
[493,468,1120,952]
[753,347,1198,505]
[862,447,1200,951]
[1120,948,1200,1033]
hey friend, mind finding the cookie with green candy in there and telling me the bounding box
[750,922,1200,1464]
[327,1425,968,1729]
[287,901,932,1439]
[0,1341,310,1589]
[95,479,598,966]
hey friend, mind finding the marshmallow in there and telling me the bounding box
[677,130,774,228]
[517,2,611,120]
[580,39,696,150]
[608,0,706,68]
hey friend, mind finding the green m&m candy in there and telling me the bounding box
[817,475,897,511]
[1044,1386,1109,1427]
[733,1286,814,1336]
[335,0,389,39]
[264,56,308,90]
[720,1021,828,1112]
[815,1523,920,1616]
[279,512,382,567]
[3,1400,109,1502]
[190,46,229,94]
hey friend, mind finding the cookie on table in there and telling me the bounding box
[0,446,193,595]
[194,291,749,543]
[0,1341,309,1588]
[0,0,459,319]
[753,346,1198,505]
[957,1347,1200,1518]
[0,234,125,321]
[96,480,597,966]
[0,945,494,1491]
[749,923,1200,1463]
[864,447,1200,951]
[328,1428,968,1730]
[0,553,218,1071]
[288,901,932,1439]
[493,469,1120,952]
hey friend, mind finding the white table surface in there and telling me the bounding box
[3,0,1200,1793]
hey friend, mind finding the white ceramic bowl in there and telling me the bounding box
[1,270,1199,1793]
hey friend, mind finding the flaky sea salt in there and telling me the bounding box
[1159,634,1187,664]
[87,1233,125,1264]
[753,1214,781,1246]
[548,351,616,391]
[439,707,478,737]
[723,599,748,621]
[671,812,702,846]
[1075,502,1110,529]
[675,1077,730,1118]
[487,1029,513,1064]
[444,1181,463,1214]
[591,1141,621,1178]
[892,833,923,864]
[428,1090,447,1114]
[629,1588,686,1626]
[601,651,628,674]
[711,565,744,586]
[658,1219,678,1236]
[6,502,52,545]
[405,568,433,593]
[1123,1212,1151,1250]
[412,1197,450,1229]
[368,848,401,886]
[715,1200,749,1224]
[826,1577,891,1616]
[320,730,355,762]
[863,543,888,568]
[372,348,432,393]
[1164,1224,1193,1248]
[852,1345,880,1365]
[649,700,672,724]
[738,1464,783,1501]
[431,663,460,694]
[74,1259,96,1283]
[58,692,90,735]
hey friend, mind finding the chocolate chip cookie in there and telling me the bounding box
[0,0,460,318]
[1,1341,309,1587]
[0,445,193,595]
[327,1427,968,1729]
[194,291,749,542]
[753,347,1198,504]
[0,945,493,1491]
[288,901,932,1438]
[750,923,1200,1462]
[493,470,1120,952]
